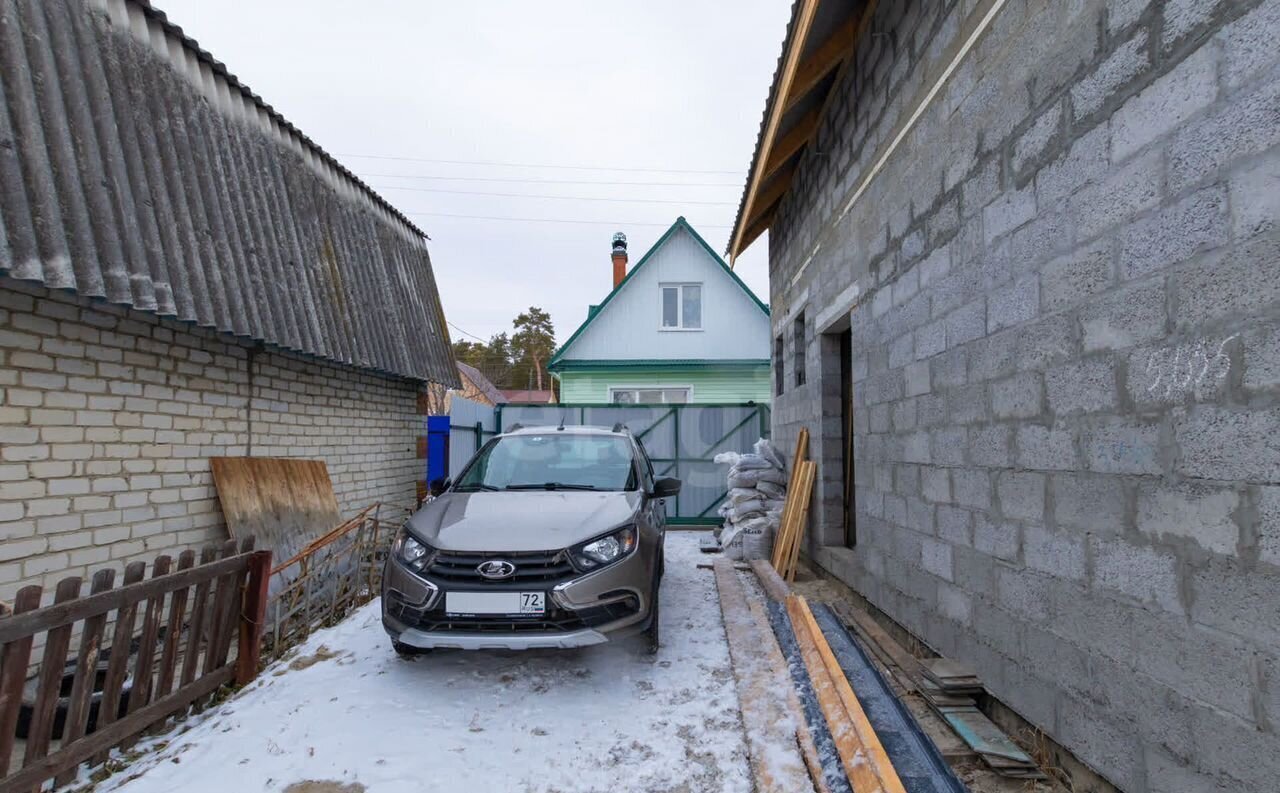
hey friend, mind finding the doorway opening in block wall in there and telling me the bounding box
[839,328,855,547]
[820,321,856,548]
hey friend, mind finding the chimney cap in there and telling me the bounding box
[612,231,627,253]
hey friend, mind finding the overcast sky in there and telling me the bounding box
[158,1,790,346]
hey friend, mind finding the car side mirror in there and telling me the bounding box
[651,477,681,499]
[429,477,451,497]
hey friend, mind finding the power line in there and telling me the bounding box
[374,184,734,206]
[361,172,741,188]
[447,321,489,343]
[340,152,741,175]
[405,211,731,228]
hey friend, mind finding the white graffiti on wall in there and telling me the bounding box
[1144,335,1237,399]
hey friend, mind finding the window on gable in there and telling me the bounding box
[660,284,702,329]
[794,312,806,387]
[775,335,785,396]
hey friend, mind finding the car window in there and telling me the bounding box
[455,433,638,491]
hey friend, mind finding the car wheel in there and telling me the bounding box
[645,586,661,655]
[392,640,428,658]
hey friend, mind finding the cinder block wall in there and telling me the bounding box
[767,1,1280,790]
[0,278,424,601]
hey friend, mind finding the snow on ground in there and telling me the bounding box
[96,532,752,793]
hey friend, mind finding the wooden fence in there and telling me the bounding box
[0,539,270,793]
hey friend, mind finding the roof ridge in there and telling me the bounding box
[549,218,770,366]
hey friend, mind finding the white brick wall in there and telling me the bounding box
[0,279,425,601]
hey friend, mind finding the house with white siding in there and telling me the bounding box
[548,218,771,405]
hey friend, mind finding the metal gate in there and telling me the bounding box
[495,403,770,525]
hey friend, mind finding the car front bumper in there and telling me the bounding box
[381,541,655,650]
[387,622,610,651]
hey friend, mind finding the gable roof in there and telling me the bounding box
[501,389,556,404]
[728,0,876,262]
[0,0,457,386]
[455,362,505,405]
[549,217,769,368]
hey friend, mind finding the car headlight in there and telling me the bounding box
[393,530,433,571]
[571,526,637,571]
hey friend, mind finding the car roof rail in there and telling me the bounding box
[504,422,523,433]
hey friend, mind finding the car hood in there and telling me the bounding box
[403,490,644,552]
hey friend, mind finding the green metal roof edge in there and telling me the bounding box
[549,217,771,367]
[548,358,770,372]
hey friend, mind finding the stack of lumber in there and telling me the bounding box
[920,658,984,696]
[833,603,1044,779]
[770,428,814,581]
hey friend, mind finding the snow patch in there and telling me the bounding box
[96,533,753,793]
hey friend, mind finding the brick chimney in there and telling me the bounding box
[611,231,628,289]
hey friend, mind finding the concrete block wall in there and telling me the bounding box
[767,0,1280,790]
[0,277,425,602]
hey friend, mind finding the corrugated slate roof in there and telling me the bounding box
[455,361,505,405]
[0,0,458,386]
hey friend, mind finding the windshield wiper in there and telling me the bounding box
[505,482,604,491]
[453,483,501,492]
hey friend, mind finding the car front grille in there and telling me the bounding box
[424,549,577,586]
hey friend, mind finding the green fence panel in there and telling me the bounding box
[489,403,769,524]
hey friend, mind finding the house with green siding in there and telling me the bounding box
[549,218,771,404]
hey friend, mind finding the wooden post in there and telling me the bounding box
[181,547,219,688]
[156,551,196,700]
[25,577,83,776]
[237,550,272,686]
[0,586,42,777]
[57,570,116,785]
[93,562,146,766]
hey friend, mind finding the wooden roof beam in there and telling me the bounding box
[784,1,879,113]
[746,163,796,222]
[739,205,778,253]
[735,164,796,256]
[729,0,821,263]
[761,109,821,180]
[785,18,857,112]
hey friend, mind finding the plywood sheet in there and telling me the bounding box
[210,458,342,577]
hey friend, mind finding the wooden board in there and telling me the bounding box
[771,429,810,572]
[713,559,817,793]
[744,595,832,793]
[789,462,818,581]
[787,594,908,793]
[777,461,817,582]
[750,558,791,603]
[210,457,343,585]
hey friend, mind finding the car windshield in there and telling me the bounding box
[454,433,637,492]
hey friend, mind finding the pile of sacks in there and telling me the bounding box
[714,439,787,560]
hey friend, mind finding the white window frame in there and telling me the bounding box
[608,385,694,404]
[658,282,703,331]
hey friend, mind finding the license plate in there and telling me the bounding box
[445,591,545,616]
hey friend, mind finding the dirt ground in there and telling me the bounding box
[787,559,1065,793]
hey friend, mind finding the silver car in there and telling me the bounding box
[381,425,680,654]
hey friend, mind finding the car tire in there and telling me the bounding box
[645,585,661,655]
